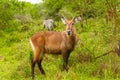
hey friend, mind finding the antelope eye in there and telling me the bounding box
[71,22,74,26]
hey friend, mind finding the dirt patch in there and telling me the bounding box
[77,53,92,63]
[0,55,4,60]
[91,62,120,78]
[91,63,107,77]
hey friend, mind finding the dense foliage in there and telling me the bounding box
[0,0,120,80]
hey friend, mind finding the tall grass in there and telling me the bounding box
[0,18,120,80]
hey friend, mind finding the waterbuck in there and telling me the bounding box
[30,15,81,79]
[42,19,56,31]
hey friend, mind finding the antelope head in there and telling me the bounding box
[61,15,82,36]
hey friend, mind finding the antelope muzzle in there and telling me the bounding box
[66,30,72,36]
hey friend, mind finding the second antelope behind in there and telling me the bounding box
[30,15,82,79]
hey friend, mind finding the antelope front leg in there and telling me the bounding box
[62,52,70,71]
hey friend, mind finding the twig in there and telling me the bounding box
[94,50,114,59]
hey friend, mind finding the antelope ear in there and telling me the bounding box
[61,17,67,24]
[73,16,82,23]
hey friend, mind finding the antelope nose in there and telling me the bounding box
[66,30,71,35]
